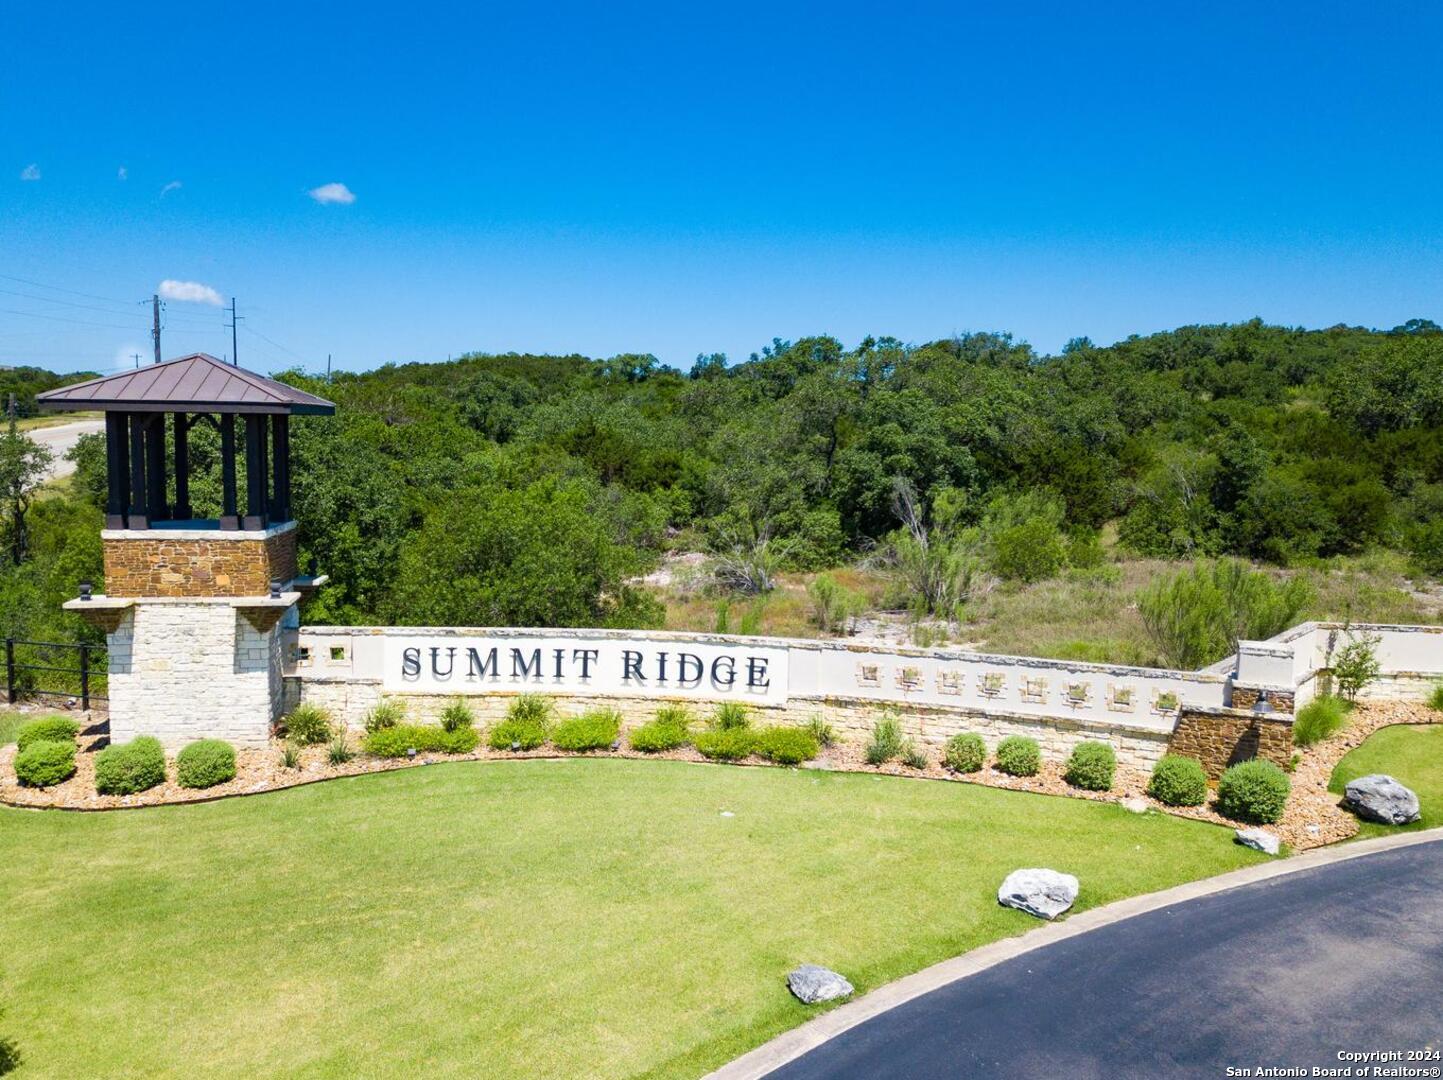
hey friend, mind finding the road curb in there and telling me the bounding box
[705,826,1443,1080]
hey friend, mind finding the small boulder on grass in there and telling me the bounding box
[998,868,1078,920]
[1235,828,1281,855]
[1343,774,1421,825]
[786,964,853,1005]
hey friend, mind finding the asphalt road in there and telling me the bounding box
[27,418,103,480]
[769,838,1443,1080]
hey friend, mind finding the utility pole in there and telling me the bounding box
[131,353,141,369]
[151,294,162,364]
[326,353,332,382]
[226,298,242,367]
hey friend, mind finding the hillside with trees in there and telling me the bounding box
[6,318,1443,670]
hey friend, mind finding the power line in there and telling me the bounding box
[0,306,148,331]
[240,321,305,362]
[0,286,150,317]
[0,273,139,308]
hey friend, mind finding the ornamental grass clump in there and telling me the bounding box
[943,732,986,773]
[805,713,836,748]
[286,702,333,745]
[175,739,236,790]
[15,716,79,752]
[1147,755,1208,806]
[711,702,750,731]
[488,694,553,750]
[14,739,76,788]
[694,727,755,761]
[1292,695,1348,747]
[1216,758,1291,824]
[365,723,479,758]
[1064,741,1116,791]
[864,712,905,765]
[994,735,1041,777]
[1429,682,1443,712]
[439,699,475,733]
[900,740,930,770]
[327,729,355,765]
[753,726,819,765]
[552,709,622,752]
[95,736,166,795]
[363,699,406,735]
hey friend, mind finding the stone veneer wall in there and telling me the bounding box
[108,601,289,749]
[1168,707,1293,778]
[286,679,1176,771]
[103,525,298,598]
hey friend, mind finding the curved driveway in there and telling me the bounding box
[768,837,1443,1080]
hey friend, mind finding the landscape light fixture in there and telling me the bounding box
[407,748,417,759]
[269,580,282,599]
[78,581,93,601]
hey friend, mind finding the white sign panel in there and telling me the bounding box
[383,635,791,706]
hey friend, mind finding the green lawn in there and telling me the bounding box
[0,712,21,747]
[1330,723,1443,838]
[0,758,1264,1078]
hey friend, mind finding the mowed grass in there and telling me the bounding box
[0,758,1264,1079]
[1330,723,1443,838]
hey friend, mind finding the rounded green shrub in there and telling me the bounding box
[694,728,755,761]
[365,724,479,758]
[14,739,76,788]
[16,716,80,752]
[286,703,333,745]
[94,736,166,795]
[363,700,405,735]
[1216,758,1291,824]
[994,735,1040,777]
[552,709,622,752]
[1292,695,1348,747]
[628,719,689,753]
[943,733,986,773]
[1064,741,1116,791]
[711,702,750,731]
[753,726,819,765]
[1147,755,1208,807]
[488,696,554,750]
[438,699,474,733]
[176,739,237,789]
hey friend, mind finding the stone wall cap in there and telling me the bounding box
[102,521,297,542]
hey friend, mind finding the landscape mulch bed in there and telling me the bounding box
[1,701,1433,852]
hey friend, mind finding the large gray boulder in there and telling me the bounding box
[1235,827,1281,855]
[997,868,1079,920]
[786,964,854,1005]
[1344,774,1421,825]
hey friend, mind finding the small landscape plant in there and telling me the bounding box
[95,735,167,795]
[14,739,76,788]
[365,723,479,758]
[1215,758,1291,824]
[552,709,622,752]
[176,739,236,789]
[286,702,333,745]
[488,694,553,750]
[364,699,406,734]
[805,713,835,747]
[943,732,986,773]
[629,706,692,752]
[280,743,300,769]
[994,735,1041,777]
[15,716,79,752]
[327,729,355,765]
[1147,755,1209,806]
[711,702,750,731]
[900,739,930,770]
[1429,682,1443,712]
[864,712,906,765]
[753,726,819,765]
[439,699,475,733]
[1331,628,1382,701]
[1064,741,1116,791]
[694,727,755,761]
[1292,695,1348,747]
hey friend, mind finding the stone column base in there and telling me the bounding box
[1169,706,1293,778]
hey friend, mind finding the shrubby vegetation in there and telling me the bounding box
[1147,755,1209,806]
[15,716,78,752]
[994,735,1041,777]
[1215,759,1291,824]
[1292,696,1349,747]
[551,709,622,751]
[286,703,333,744]
[753,726,819,765]
[14,738,76,787]
[176,739,237,789]
[94,736,166,795]
[694,728,755,761]
[943,732,986,772]
[1064,741,1116,791]
[363,724,478,757]
[864,713,906,765]
[488,695,552,750]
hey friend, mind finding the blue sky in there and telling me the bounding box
[3,1,1440,375]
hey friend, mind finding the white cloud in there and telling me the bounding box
[308,181,356,205]
[19,163,40,181]
[158,279,223,306]
[160,179,182,196]
[118,166,128,180]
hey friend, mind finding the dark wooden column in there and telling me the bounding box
[173,413,191,521]
[104,412,129,529]
[127,414,149,529]
[243,414,269,530]
[270,414,290,522]
[220,414,239,530]
[144,413,167,522]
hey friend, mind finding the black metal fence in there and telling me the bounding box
[3,638,106,711]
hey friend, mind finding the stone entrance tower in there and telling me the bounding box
[37,354,334,748]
